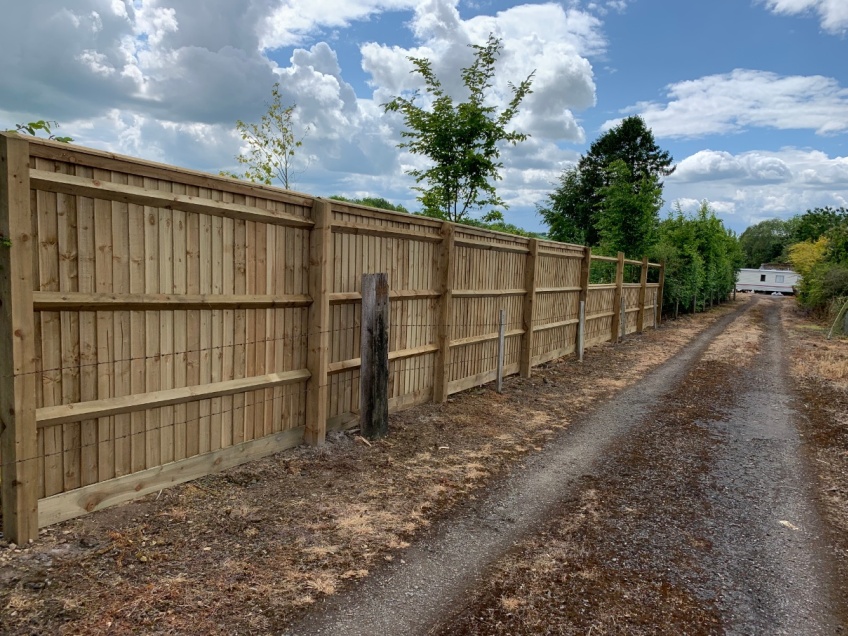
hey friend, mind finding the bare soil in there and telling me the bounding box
[0,303,736,635]
[434,297,847,635]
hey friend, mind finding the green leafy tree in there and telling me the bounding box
[383,35,534,223]
[595,159,663,257]
[540,116,674,245]
[738,218,790,267]
[224,83,308,189]
[11,119,73,143]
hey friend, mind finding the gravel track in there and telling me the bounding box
[285,300,818,636]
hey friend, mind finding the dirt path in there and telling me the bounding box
[287,297,842,635]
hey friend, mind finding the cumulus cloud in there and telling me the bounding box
[609,69,848,139]
[760,0,848,34]
[666,148,848,227]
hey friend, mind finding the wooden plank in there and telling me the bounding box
[185,211,201,456]
[449,329,524,349]
[171,203,188,461]
[93,172,115,483]
[329,289,438,303]
[536,286,582,294]
[38,425,306,528]
[28,139,315,208]
[37,370,311,427]
[158,200,175,465]
[533,318,580,332]
[328,344,439,374]
[31,291,312,310]
[143,183,161,469]
[532,344,577,367]
[577,247,591,361]
[57,170,81,492]
[453,236,529,254]
[30,169,314,229]
[0,134,39,543]
[452,288,526,298]
[591,255,619,263]
[331,221,441,243]
[610,252,625,343]
[128,181,146,473]
[360,273,389,439]
[536,250,584,260]
[447,362,521,395]
[657,261,666,326]
[434,223,454,403]
[304,200,332,445]
[637,255,649,333]
[111,174,132,477]
[520,239,539,378]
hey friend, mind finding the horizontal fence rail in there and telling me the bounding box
[0,134,664,541]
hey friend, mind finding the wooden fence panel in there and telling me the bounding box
[0,135,664,538]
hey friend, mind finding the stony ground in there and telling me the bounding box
[2,295,846,635]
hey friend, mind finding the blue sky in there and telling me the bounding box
[1,0,846,235]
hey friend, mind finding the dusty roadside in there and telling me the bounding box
[0,301,743,635]
[436,296,845,635]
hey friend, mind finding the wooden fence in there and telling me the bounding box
[0,133,663,541]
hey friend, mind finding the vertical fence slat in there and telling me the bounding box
[305,200,331,445]
[520,238,538,378]
[434,222,454,403]
[657,261,666,326]
[610,251,624,343]
[0,134,39,543]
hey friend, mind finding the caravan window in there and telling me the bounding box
[775,275,784,283]
[760,274,766,282]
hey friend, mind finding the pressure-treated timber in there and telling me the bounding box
[37,370,311,427]
[610,252,625,343]
[331,221,442,243]
[328,344,440,374]
[449,329,524,349]
[329,289,439,303]
[29,169,314,228]
[0,134,39,543]
[434,223,454,403]
[520,239,539,378]
[38,426,305,527]
[657,261,666,326]
[453,236,530,254]
[452,288,526,298]
[637,256,649,332]
[305,199,332,445]
[32,291,313,310]
[577,246,591,361]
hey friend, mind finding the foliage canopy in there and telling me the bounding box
[384,35,534,223]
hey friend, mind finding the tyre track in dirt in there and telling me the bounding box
[285,301,760,635]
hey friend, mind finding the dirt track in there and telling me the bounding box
[290,297,843,635]
[2,297,846,635]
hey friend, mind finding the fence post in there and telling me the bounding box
[610,251,624,343]
[434,222,454,403]
[520,238,538,378]
[656,261,666,326]
[304,199,332,446]
[0,133,39,543]
[577,247,591,361]
[637,256,648,332]
[360,273,389,439]
[497,309,506,393]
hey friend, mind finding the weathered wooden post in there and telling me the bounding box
[434,223,454,403]
[577,247,591,361]
[0,133,39,543]
[360,273,389,439]
[520,239,538,378]
[637,256,648,332]
[496,308,506,393]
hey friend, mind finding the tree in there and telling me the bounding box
[10,119,73,143]
[595,159,663,257]
[540,116,674,246]
[383,35,534,223]
[738,218,790,267]
[224,83,308,189]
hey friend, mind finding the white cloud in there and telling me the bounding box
[666,148,848,227]
[610,69,848,138]
[761,0,848,34]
